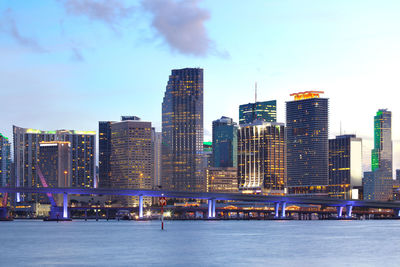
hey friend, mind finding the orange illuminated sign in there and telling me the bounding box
[290,91,324,101]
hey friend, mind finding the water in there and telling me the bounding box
[1,220,400,266]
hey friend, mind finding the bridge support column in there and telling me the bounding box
[63,193,68,219]
[395,208,400,217]
[139,195,143,219]
[337,206,343,218]
[280,202,287,218]
[274,202,280,218]
[346,205,353,218]
[208,199,216,218]
[212,199,216,218]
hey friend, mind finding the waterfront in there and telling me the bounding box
[1,220,400,266]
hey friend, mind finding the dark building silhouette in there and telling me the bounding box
[162,68,204,192]
[286,91,329,195]
[99,121,114,188]
[212,116,237,168]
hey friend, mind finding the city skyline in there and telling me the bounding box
[1,1,400,173]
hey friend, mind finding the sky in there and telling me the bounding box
[1,0,400,172]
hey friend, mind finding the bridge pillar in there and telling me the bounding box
[395,208,400,217]
[280,202,287,218]
[63,193,69,219]
[337,206,343,218]
[208,199,215,218]
[0,207,9,220]
[274,202,280,218]
[346,205,353,218]
[212,199,216,218]
[139,195,143,219]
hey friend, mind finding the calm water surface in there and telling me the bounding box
[1,220,400,266]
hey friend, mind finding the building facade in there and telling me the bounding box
[212,116,238,168]
[152,130,162,189]
[110,118,153,206]
[364,109,393,201]
[99,121,114,188]
[0,133,11,187]
[38,141,71,206]
[206,167,238,193]
[13,126,96,202]
[238,120,285,195]
[161,68,204,192]
[328,135,362,199]
[286,91,329,195]
[239,100,276,125]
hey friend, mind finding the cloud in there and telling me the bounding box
[0,9,47,53]
[71,47,84,61]
[141,0,213,57]
[59,0,134,29]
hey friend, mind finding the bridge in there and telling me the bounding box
[1,187,400,220]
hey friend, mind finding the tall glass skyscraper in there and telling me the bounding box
[237,121,285,194]
[0,133,11,187]
[329,135,362,199]
[212,116,237,168]
[364,109,393,201]
[99,121,114,188]
[286,91,329,195]
[162,68,204,192]
[239,100,276,125]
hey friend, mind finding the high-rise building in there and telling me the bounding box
[364,109,393,201]
[13,126,96,202]
[328,135,362,199]
[161,68,204,192]
[38,141,71,205]
[396,169,400,182]
[212,116,238,168]
[110,118,153,206]
[206,167,238,193]
[238,120,285,194]
[99,121,115,188]
[0,133,11,187]
[286,91,329,196]
[203,142,213,169]
[239,100,276,125]
[152,130,162,189]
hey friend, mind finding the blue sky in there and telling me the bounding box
[1,0,400,171]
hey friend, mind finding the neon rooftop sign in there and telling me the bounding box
[290,91,324,101]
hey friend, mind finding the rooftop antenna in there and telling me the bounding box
[255,82,258,103]
[340,121,342,136]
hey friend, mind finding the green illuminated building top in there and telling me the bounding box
[371,109,392,171]
[239,100,276,125]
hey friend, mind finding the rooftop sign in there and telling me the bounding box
[290,91,324,101]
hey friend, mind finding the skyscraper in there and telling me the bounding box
[38,141,71,205]
[0,133,11,187]
[237,120,286,194]
[99,121,115,188]
[110,118,153,206]
[13,126,96,202]
[162,68,204,192]
[152,129,162,189]
[212,116,238,168]
[329,135,362,199]
[239,100,276,125]
[364,109,393,201]
[286,91,329,195]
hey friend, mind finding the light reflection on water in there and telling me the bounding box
[2,220,400,266]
